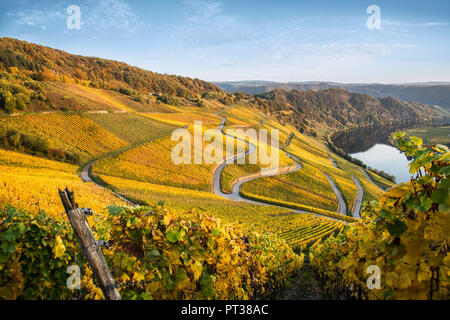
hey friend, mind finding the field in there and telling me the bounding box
[221,103,266,127]
[220,127,295,193]
[92,129,238,191]
[1,112,128,162]
[219,113,296,193]
[367,171,397,190]
[143,111,224,127]
[86,113,176,144]
[93,174,344,248]
[240,162,338,211]
[0,149,127,217]
[404,125,450,146]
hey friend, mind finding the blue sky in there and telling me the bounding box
[1,0,449,83]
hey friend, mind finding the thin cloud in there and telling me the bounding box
[185,0,224,22]
[383,19,448,30]
[7,0,144,34]
[7,8,65,27]
[84,0,143,34]
[421,22,448,27]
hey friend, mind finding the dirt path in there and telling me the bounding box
[275,262,323,300]
[80,160,136,207]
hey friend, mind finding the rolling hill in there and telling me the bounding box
[0,37,221,99]
[252,88,448,137]
[215,80,450,110]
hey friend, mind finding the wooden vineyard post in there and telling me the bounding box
[58,187,121,300]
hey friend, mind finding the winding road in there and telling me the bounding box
[353,166,385,192]
[78,107,358,221]
[212,115,304,207]
[211,109,352,219]
[323,174,347,215]
[80,159,137,207]
[327,156,365,218]
[351,176,363,219]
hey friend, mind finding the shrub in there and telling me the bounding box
[0,204,303,300]
[119,87,132,96]
[0,206,82,300]
[157,95,180,106]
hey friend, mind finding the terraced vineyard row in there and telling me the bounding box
[279,217,346,247]
[92,133,219,191]
[240,163,338,211]
[144,111,224,127]
[86,112,176,144]
[2,112,128,162]
[87,173,345,248]
[0,149,127,217]
[1,111,178,163]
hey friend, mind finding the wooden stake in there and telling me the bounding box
[59,187,121,300]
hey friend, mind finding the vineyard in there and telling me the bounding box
[0,62,448,300]
[220,122,296,193]
[92,134,219,191]
[0,201,306,300]
[310,135,450,299]
[85,113,176,144]
[240,163,338,212]
[82,173,347,250]
[0,149,127,217]
[1,112,128,163]
[144,112,224,127]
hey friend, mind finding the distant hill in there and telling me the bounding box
[215,81,450,110]
[252,88,448,137]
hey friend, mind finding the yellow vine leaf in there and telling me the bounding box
[191,261,203,281]
[53,236,65,258]
[133,272,145,282]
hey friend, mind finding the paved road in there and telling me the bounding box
[80,160,136,207]
[80,162,94,182]
[354,167,385,192]
[323,173,347,215]
[351,176,363,219]
[212,114,303,202]
[211,109,352,220]
[79,107,355,221]
[329,157,338,168]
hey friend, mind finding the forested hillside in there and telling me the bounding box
[216,81,450,110]
[253,89,448,137]
[0,37,221,101]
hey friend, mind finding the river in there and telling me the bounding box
[331,124,415,184]
[349,143,411,183]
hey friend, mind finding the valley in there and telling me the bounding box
[0,38,448,301]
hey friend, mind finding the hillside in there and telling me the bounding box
[252,88,448,137]
[216,81,450,110]
[1,38,448,139]
[0,37,221,101]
